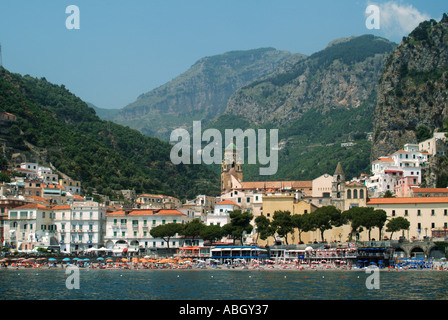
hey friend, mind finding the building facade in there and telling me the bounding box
[104,209,188,255]
[367,197,448,240]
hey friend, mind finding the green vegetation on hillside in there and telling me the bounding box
[0,67,219,200]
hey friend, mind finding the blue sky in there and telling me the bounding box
[0,1,446,109]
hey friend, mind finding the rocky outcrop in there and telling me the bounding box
[225,35,396,126]
[371,14,448,160]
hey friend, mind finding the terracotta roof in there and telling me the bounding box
[392,150,410,154]
[215,200,240,207]
[373,157,394,162]
[51,205,71,210]
[155,209,186,216]
[44,184,65,190]
[26,196,50,204]
[106,209,186,217]
[240,180,312,190]
[412,188,448,193]
[13,203,49,210]
[367,197,448,205]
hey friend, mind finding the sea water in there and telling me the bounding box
[1,268,447,300]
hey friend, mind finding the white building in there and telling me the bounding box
[54,201,107,253]
[204,200,241,230]
[366,144,429,197]
[37,166,58,185]
[104,208,188,255]
[5,203,57,252]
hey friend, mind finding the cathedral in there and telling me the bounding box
[220,142,367,212]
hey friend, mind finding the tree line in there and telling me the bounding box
[255,206,410,244]
[149,207,411,248]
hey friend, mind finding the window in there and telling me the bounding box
[431,210,435,216]
[360,189,364,199]
[347,190,352,199]
[417,210,421,216]
[353,189,358,199]
[392,210,396,217]
[445,210,447,216]
[404,210,408,216]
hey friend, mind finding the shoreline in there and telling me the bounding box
[2,263,447,272]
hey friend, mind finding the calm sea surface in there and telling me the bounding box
[1,268,448,300]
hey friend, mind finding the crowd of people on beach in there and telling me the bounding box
[2,255,448,271]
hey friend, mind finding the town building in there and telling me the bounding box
[104,208,188,255]
[0,198,28,248]
[367,197,448,240]
[136,194,182,209]
[412,188,448,197]
[182,194,217,222]
[59,179,82,195]
[419,132,447,156]
[4,203,56,251]
[366,144,429,197]
[0,112,16,122]
[54,201,107,253]
[206,200,240,227]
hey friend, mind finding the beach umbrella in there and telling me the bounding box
[62,258,71,262]
[97,257,104,260]
[48,258,56,261]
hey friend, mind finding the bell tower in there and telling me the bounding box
[331,162,346,210]
[221,142,243,194]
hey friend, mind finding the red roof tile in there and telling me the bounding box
[367,197,448,205]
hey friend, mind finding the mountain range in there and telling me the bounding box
[114,48,304,140]
[104,34,398,181]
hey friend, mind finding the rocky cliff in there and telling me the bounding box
[225,35,396,126]
[114,48,302,140]
[371,14,448,160]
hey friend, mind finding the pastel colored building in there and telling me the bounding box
[367,197,448,240]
